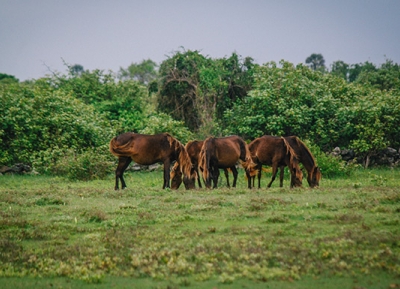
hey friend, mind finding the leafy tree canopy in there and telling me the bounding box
[157,49,258,136]
[0,73,19,84]
[305,53,326,72]
[119,59,158,85]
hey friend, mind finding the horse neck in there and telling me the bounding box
[294,138,317,172]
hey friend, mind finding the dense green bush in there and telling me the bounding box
[303,140,354,178]
[47,145,114,181]
[222,61,400,161]
[2,56,399,179]
[46,69,149,133]
[0,80,115,173]
[139,113,194,144]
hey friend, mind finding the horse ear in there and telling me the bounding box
[173,140,183,156]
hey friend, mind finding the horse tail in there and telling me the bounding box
[109,133,135,157]
[201,137,213,184]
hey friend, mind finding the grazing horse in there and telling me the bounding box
[109,132,195,190]
[249,135,303,188]
[170,140,235,190]
[283,136,322,188]
[200,135,257,189]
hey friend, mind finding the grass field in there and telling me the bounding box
[0,168,399,288]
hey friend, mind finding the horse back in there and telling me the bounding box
[110,133,173,165]
[213,137,242,167]
[250,136,286,165]
[186,140,204,165]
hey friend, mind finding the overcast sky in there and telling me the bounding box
[1,0,399,81]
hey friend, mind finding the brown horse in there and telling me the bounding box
[283,136,322,188]
[170,140,235,190]
[249,135,303,188]
[200,135,257,189]
[109,132,195,190]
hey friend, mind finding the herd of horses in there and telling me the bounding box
[109,132,322,191]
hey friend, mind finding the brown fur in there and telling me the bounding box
[170,140,235,189]
[200,135,257,189]
[109,132,195,190]
[249,135,303,189]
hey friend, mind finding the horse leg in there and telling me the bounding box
[231,166,238,188]
[162,160,172,189]
[196,167,202,188]
[224,168,230,188]
[279,166,285,187]
[267,165,278,188]
[115,156,132,190]
[245,170,252,189]
[257,165,262,189]
[212,166,220,189]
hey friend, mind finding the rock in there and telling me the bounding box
[0,163,31,174]
[340,149,355,161]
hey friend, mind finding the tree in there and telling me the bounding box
[305,53,326,71]
[69,64,84,76]
[157,49,257,135]
[46,66,149,133]
[0,73,19,84]
[119,59,158,85]
[157,50,206,132]
[354,59,400,92]
[331,60,349,81]
[348,61,376,82]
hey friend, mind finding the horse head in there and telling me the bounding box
[290,164,303,188]
[308,166,322,188]
[170,162,183,190]
[170,136,197,188]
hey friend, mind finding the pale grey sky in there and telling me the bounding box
[1,0,399,81]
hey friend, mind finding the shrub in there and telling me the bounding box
[35,145,114,181]
[139,113,193,144]
[0,80,115,168]
[306,140,353,178]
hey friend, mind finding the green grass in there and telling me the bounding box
[0,168,399,288]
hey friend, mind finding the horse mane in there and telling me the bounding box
[170,161,180,179]
[167,134,195,180]
[281,137,298,165]
[293,137,317,165]
[238,138,258,177]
